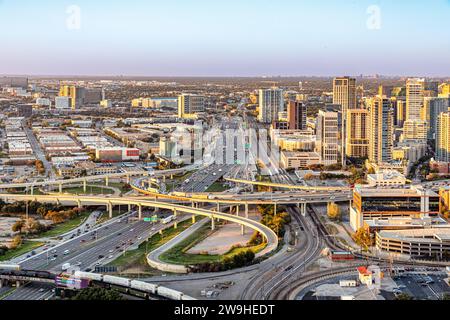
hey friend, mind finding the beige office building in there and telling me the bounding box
[316,110,340,166]
[406,78,425,121]
[437,112,450,162]
[178,94,205,119]
[346,108,369,158]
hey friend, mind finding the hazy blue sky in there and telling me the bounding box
[0,0,449,76]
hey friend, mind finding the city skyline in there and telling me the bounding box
[0,0,449,77]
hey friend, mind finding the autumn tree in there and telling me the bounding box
[352,227,372,251]
[327,202,341,221]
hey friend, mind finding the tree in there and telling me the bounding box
[327,202,341,221]
[10,235,23,249]
[12,220,25,233]
[72,287,124,301]
[352,228,372,251]
[395,293,413,300]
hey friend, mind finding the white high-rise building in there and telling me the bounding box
[316,110,340,166]
[369,96,393,164]
[178,94,205,119]
[258,88,284,124]
[406,78,425,121]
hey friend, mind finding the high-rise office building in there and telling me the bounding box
[333,77,357,167]
[369,96,393,164]
[406,78,425,121]
[437,112,450,163]
[394,98,407,127]
[178,94,205,119]
[424,97,450,140]
[333,77,357,116]
[316,110,340,166]
[258,88,284,124]
[346,109,369,158]
[287,100,307,130]
[59,85,86,110]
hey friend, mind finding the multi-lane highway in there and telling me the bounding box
[2,283,54,301]
[19,211,177,273]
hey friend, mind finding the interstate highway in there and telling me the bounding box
[18,211,179,273]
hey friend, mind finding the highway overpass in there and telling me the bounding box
[0,194,278,259]
[0,166,197,193]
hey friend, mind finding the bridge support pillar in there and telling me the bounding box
[0,279,4,288]
[105,176,109,187]
[245,203,249,218]
[30,186,34,196]
[211,217,215,231]
[216,203,220,213]
[108,202,113,219]
[274,203,277,217]
[192,215,196,224]
[170,175,174,180]
[301,203,306,217]
[59,183,62,194]
[236,205,240,217]
[173,209,177,218]
[77,200,82,209]
[174,221,178,229]
[83,179,87,193]
[126,175,131,185]
[138,205,142,220]
[16,280,22,288]
[163,176,166,183]
[128,204,132,212]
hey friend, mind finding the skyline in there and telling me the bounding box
[0,0,449,76]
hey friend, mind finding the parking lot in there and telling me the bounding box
[392,272,450,300]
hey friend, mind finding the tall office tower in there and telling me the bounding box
[395,98,407,127]
[258,88,284,124]
[177,94,205,119]
[368,96,393,164]
[333,77,357,116]
[346,109,369,158]
[424,97,450,140]
[406,78,425,121]
[59,85,86,110]
[403,120,428,141]
[437,112,450,162]
[316,110,340,166]
[287,100,307,130]
[333,77,356,167]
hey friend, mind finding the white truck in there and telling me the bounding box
[62,263,71,271]
[161,215,176,225]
